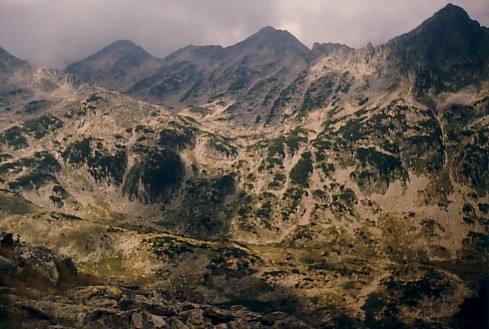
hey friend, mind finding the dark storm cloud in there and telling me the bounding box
[0,0,488,69]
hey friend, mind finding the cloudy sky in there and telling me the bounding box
[1,0,488,69]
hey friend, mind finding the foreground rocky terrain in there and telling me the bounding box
[0,4,488,328]
[0,233,312,328]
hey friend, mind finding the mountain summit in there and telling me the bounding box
[426,3,474,26]
[386,3,489,92]
[126,26,310,120]
[230,26,310,55]
[67,4,489,116]
[66,40,162,91]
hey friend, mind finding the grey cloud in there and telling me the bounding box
[0,0,488,69]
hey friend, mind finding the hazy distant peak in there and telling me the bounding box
[85,40,152,60]
[66,39,157,70]
[65,39,162,91]
[231,25,309,54]
[255,25,287,36]
[101,40,139,52]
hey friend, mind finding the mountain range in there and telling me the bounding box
[0,4,488,328]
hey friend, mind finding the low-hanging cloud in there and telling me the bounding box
[0,0,488,69]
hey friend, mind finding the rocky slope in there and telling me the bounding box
[69,26,310,124]
[0,4,488,328]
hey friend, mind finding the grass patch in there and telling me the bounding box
[0,192,39,214]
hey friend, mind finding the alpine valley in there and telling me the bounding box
[0,4,488,328]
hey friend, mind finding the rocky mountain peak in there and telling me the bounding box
[128,26,311,118]
[413,3,482,38]
[385,3,489,93]
[230,26,310,55]
[65,39,162,91]
[311,42,353,58]
[66,39,155,69]
[100,39,139,51]
[430,3,472,23]
[68,40,151,69]
[389,3,487,51]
